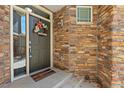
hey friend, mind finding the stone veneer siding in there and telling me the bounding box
[53,6,97,79]
[97,5,124,88]
[54,5,124,88]
[111,6,124,88]
[53,6,70,70]
[97,6,114,87]
[69,6,97,79]
[0,6,10,86]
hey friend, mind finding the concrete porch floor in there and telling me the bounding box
[2,68,98,88]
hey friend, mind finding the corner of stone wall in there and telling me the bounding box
[97,5,114,88]
[53,5,124,88]
[53,6,71,70]
[54,5,98,80]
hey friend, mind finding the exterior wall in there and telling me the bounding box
[97,6,114,87]
[54,5,124,87]
[68,6,97,79]
[97,5,124,88]
[111,6,124,88]
[53,5,97,79]
[0,6,10,85]
[53,6,70,70]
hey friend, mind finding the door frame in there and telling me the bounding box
[10,5,53,82]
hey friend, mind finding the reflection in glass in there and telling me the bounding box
[13,9,26,77]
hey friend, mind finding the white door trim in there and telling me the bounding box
[10,5,14,82]
[26,11,30,76]
[50,11,53,68]
[10,5,53,82]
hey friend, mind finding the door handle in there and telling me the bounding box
[29,41,32,58]
[29,46,32,58]
[29,46,31,53]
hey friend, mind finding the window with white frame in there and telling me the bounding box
[76,6,92,24]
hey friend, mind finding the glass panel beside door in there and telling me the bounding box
[13,9,27,78]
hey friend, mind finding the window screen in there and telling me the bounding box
[77,6,92,23]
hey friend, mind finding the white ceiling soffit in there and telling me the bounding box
[43,5,65,12]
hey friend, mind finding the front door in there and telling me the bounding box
[29,15,50,73]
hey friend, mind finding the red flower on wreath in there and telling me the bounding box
[37,21,43,29]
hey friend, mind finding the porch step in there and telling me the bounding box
[77,81,98,88]
[58,75,83,88]
[3,68,98,88]
[52,73,73,88]
[54,75,98,88]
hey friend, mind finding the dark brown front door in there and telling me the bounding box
[29,15,50,73]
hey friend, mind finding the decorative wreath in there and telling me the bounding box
[33,20,48,36]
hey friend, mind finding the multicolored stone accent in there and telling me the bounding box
[0,6,10,85]
[53,6,70,70]
[68,6,97,79]
[97,5,114,87]
[111,6,124,88]
[54,5,124,88]
[53,5,97,79]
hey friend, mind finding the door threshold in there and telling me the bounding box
[14,74,28,81]
[29,67,51,76]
